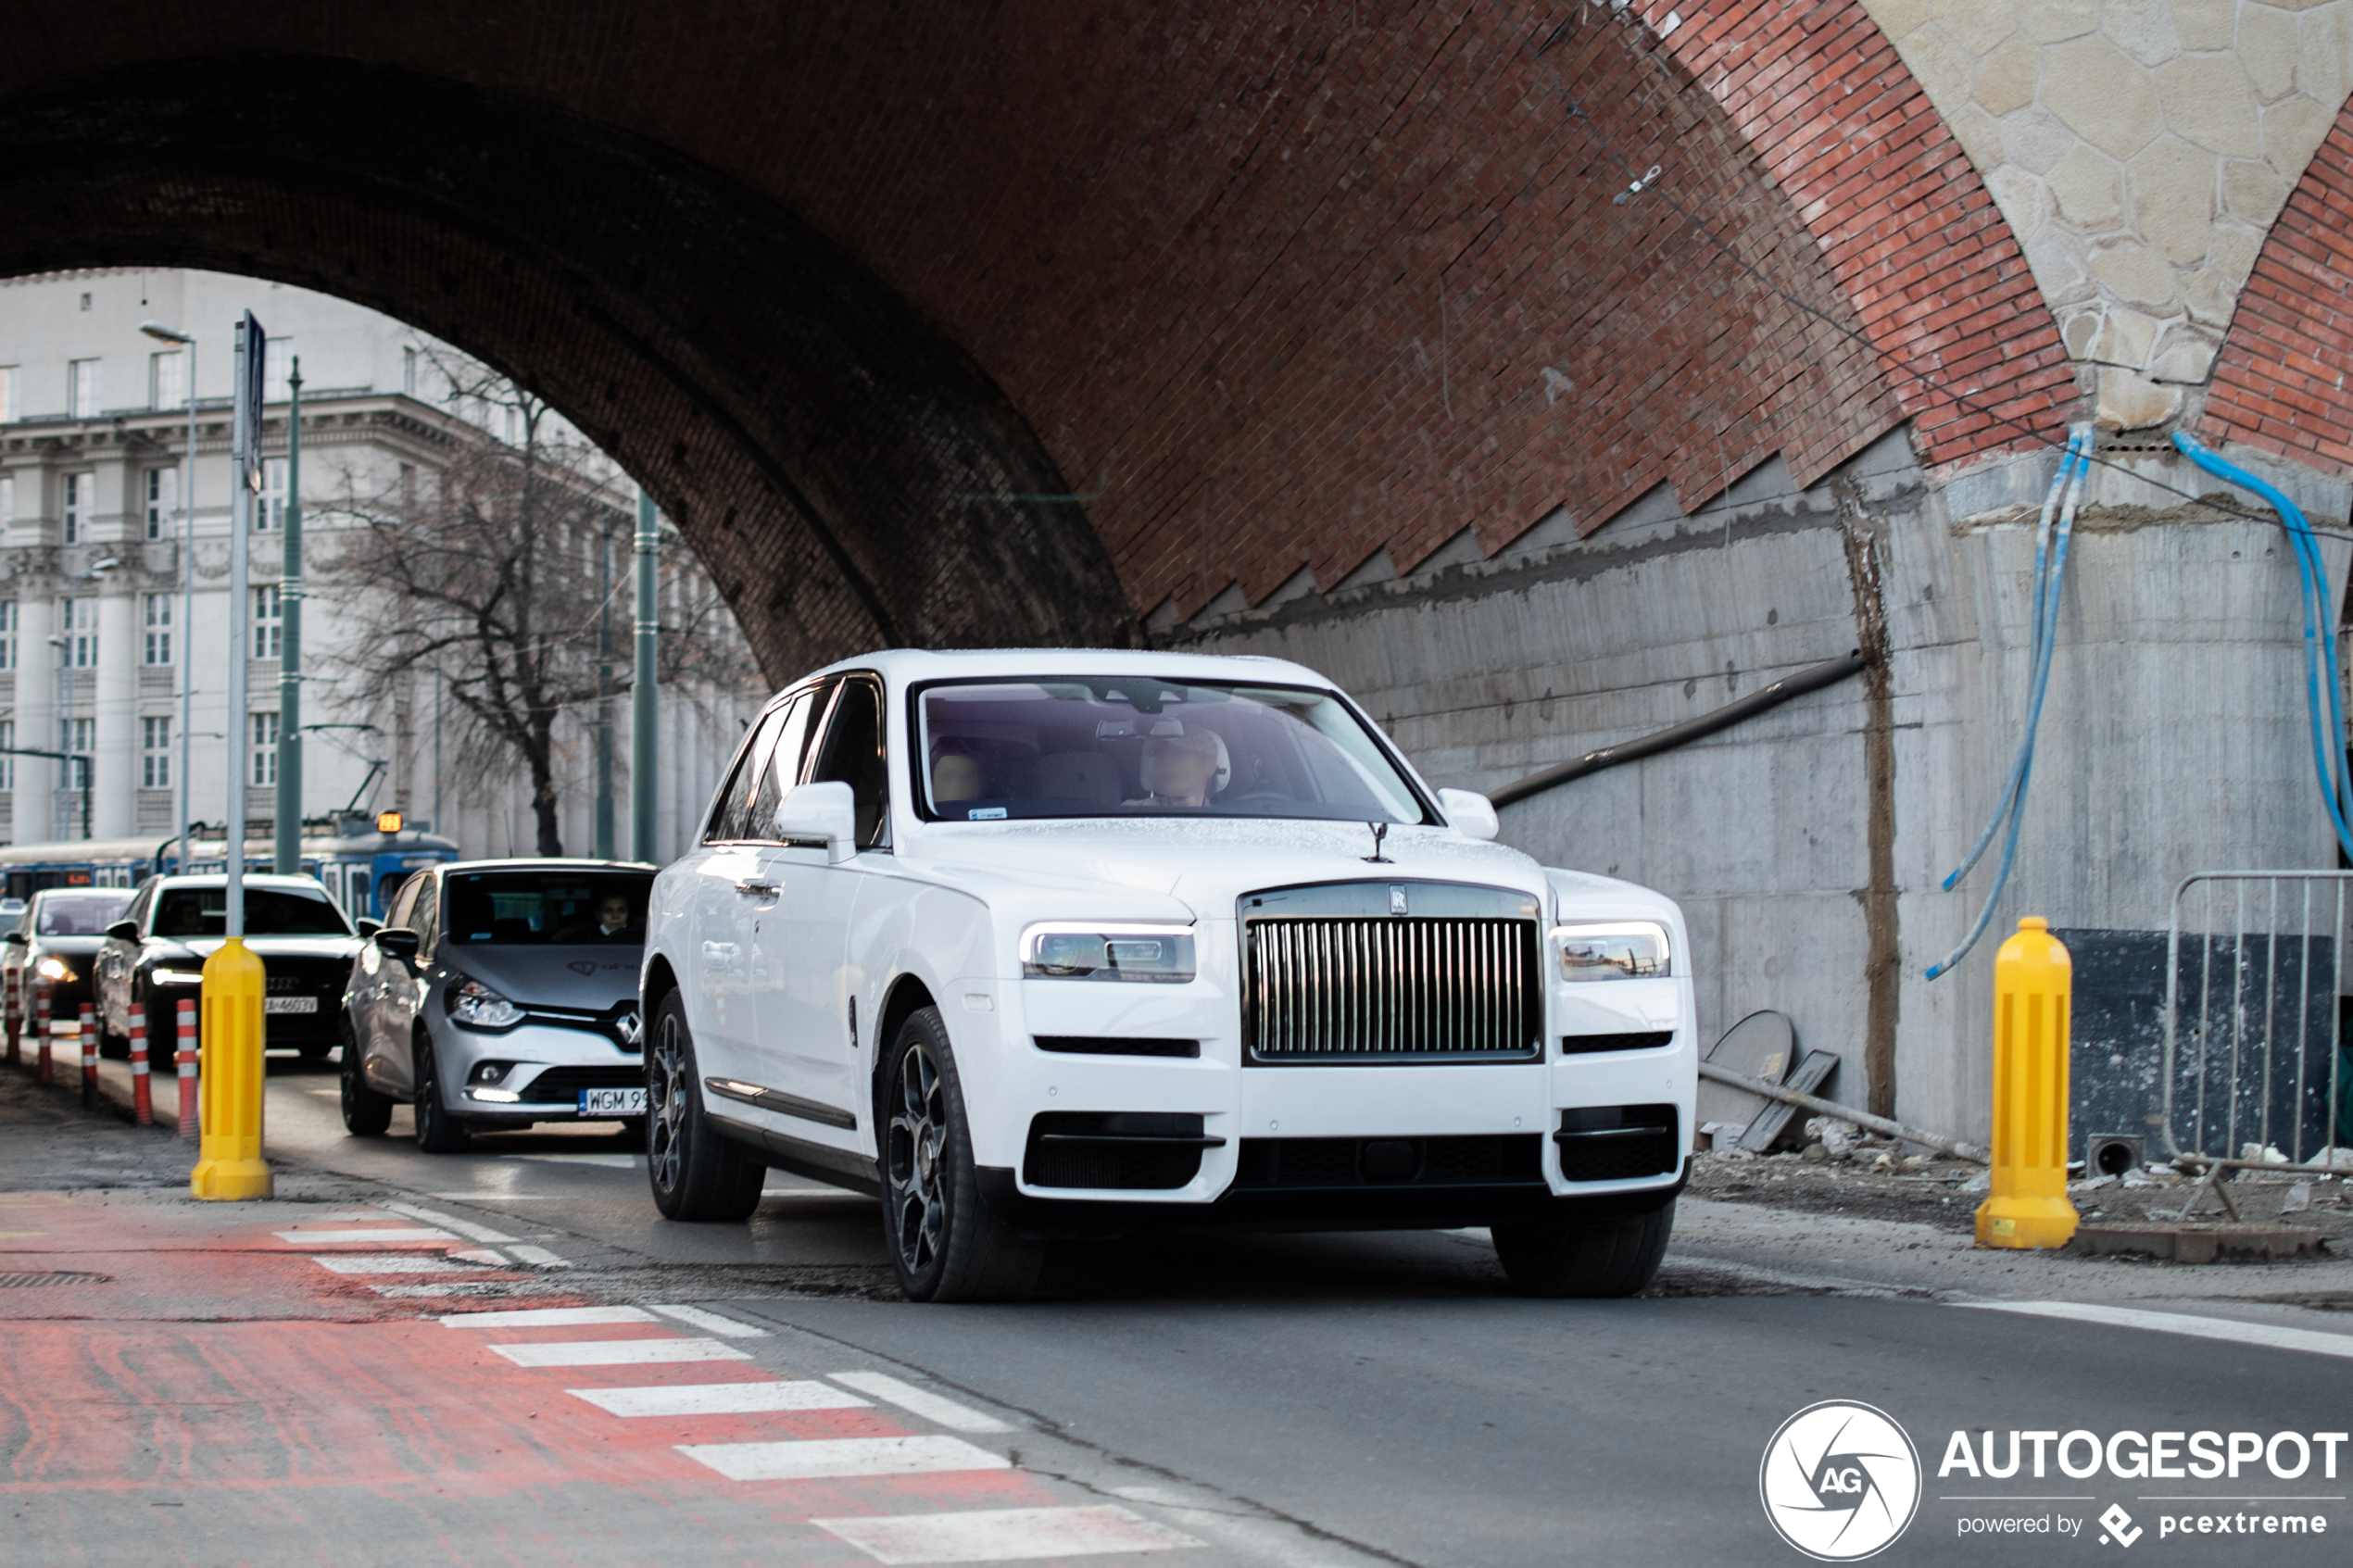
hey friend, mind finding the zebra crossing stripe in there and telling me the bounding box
[440,1305,655,1328]
[490,1337,749,1367]
[677,1435,1008,1481]
[813,1504,1203,1563]
[827,1371,1014,1433]
[569,1381,871,1417]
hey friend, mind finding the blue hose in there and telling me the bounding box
[1926,426,2093,981]
[2171,433,2353,860]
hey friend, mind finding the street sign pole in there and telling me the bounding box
[275,358,303,872]
[630,487,659,862]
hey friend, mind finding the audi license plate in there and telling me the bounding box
[579,1086,647,1116]
[263,997,319,1014]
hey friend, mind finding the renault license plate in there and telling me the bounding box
[580,1086,647,1116]
[264,997,319,1014]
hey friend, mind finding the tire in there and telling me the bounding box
[411,1030,472,1153]
[339,1013,393,1137]
[882,1007,1042,1303]
[645,992,765,1221]
[1491,1200,1676,1298]
[97,1022,130,1061]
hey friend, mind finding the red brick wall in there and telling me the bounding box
[2202,95,2353,470]
[0,0,2079,640]
[1640,0,2075,476]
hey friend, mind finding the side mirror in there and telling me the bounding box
[106,920,141,943]
[774,780,860,864]
[356,917,384,937]
[375,927,422,962]
[2,931,26,946]
[1437,787,1500,842]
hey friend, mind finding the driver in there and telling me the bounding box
[560,893,641,943]
[1126,730,1221,809]
[931,742,987,805]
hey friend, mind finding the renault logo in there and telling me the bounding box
[1390,885,1408,916]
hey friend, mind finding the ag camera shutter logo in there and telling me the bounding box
[1760,1400,1922,1561]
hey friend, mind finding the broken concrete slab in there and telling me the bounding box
[2071,1223,2330,1264]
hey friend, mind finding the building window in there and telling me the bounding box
[62,472,91,543]
[253,584,282,659]
[0,367,14,423]
[264,337,291,403]
[0,600,15,671]
[258,456,286,532]
[402,347,418,396]
[142,716,171,789]
[67,359,99,420]
[60,596,95,669]
[150,350,187,411]
[0,474,12,524]
[69,718,94,795]
[0,721,13,791]
[399,463,417,515]
[145,467,177,540]
[250,711,279,787]
[144,593,172,666]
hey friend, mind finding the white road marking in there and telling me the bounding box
[382,1200,520,1244]
[491,1337,750,1367]
[1958,1300,2353,1360]
[310,1254,484,1274]
[569,1381,871,1417]
[507,1244,575,1268]
[827,1371,1016,1433]
[447,1248,510,1265]
[305,1210,398,1222]
[373,1283,565,1299]
[647,1303,770,1338]
[427,1193,562,1200]
[273,1228,454,1245]
[505,1153,641,1168]
[679,1435,1008,1482]
[440,1305,657,1328]
[815,1505,1202,1563]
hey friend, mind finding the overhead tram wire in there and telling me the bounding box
[1478,0,2335,535]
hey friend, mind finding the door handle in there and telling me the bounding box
[735,879,780,897]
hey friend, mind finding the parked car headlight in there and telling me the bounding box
[1555,922,1671,981]
[1021,922,1196,983]
[35,957,72,982]
[447,977,523,1028]
[151,968,206,985]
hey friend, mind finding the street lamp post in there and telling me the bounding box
[630,488,659,862]
[595,508,614,860]
[139,320,197,873]
[275,359,303,873]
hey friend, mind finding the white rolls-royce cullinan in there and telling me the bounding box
[640,649,1694,1300]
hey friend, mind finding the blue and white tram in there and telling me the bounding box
[0,816,460,923]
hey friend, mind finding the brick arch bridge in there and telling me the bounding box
[0,1,2068,682]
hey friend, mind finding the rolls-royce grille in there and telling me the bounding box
[1245,916,1542,1063]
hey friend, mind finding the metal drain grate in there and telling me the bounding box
[0,1270,110,1288]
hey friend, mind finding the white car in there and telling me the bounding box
[641,649,1695,1301]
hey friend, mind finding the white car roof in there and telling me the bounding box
[786,647,1339,698]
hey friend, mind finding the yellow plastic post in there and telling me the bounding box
[189,938,272,1201]
[1976,917,2076,1248]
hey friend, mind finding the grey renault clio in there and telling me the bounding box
[339,859,653,1150]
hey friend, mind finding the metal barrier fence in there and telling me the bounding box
[2160,871,2352,1172]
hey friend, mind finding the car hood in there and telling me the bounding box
[904,816,1557,919]
[32,936,107,958]
[151,935,360,964]
[436,945,642,1010]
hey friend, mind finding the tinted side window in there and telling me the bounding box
[385,873,422,933]
[810,677,887,848]
[411,877,441,950]
[705,703,790,843]
[748,692,817,842]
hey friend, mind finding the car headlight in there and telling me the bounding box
[35,957,72,983]
[1021,922,1197,983]
[447,977,523,1028]
[152,968,206,985]
[1555,922,1671,981]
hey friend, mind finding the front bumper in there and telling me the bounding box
[435,1021,643,1121]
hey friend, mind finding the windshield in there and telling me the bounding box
[915,679,1430,824]
[37,892,132,936]
[154,888,352,938]
[444,872,652,946]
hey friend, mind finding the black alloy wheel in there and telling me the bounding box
[882,1007,1041,1302]
[339,1012,393,1136]
[411,1029,471,1153]
[1491,1200,1676,1298]
[644,992,764,1222]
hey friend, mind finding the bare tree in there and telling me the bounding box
[322,350,645,855]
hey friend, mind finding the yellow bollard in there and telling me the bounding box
[189,938,272,1201]
[1976,917,2076,1248]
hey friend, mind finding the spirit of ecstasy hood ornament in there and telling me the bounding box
[1362,822,1392,863]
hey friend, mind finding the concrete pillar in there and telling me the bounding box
[13,596,52,845]
[92,587,135,840]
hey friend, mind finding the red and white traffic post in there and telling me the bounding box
[4,967,17,1066]
[35,987,51,1085]
[79,1003,95,1107]
[129,1002,151,1125]
[175,998,198,1137]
